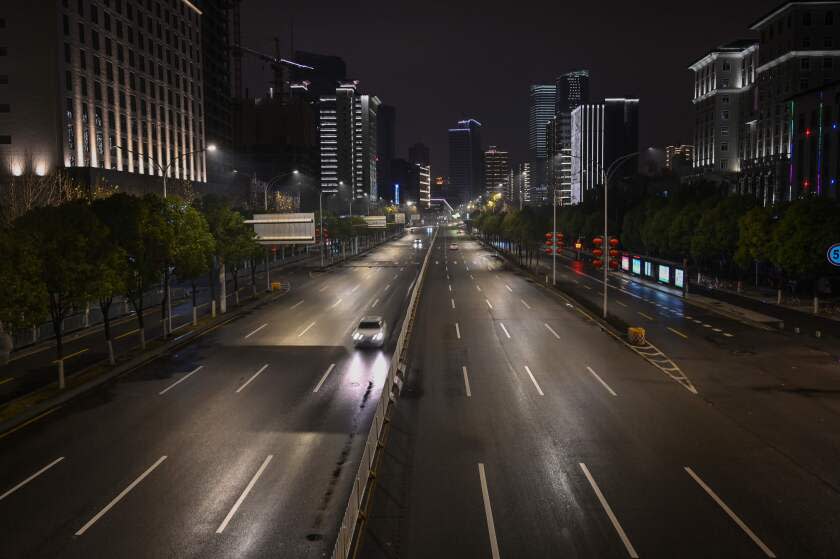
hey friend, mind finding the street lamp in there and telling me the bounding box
[112,142,217,198]
[601,151,639,319]
[319,189,338,267]
[261,169,300,210]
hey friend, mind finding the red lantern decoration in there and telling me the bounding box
[545,232,553,239]
[555,233,565,240]
[593,259,603,269]
[555,248,564,255]
[545,239,554,246]
[609,249,619,258]
[544,248,554,254]
[592,248,603,258]
[592,237,603,246]
[609,260,619,269]
[609,238,620,248]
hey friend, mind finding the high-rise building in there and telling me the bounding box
[319,81,380,206]
[529,84,556,194]
[202,0,232,170]
[417,162,431,208]
[0,0,208,190]
[514,162,533,208]
[448,118,483,205]
[570,98,639,205]
[665,145,695,170]
[554,70,591,205]
[408,142,430,166]
[484,146,510,198]
[377,104,396,204]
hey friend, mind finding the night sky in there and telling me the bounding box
[241,0,774,176]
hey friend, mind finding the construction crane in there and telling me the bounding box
[231,42,313,100]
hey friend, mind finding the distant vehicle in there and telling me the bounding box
[352,316,387,348]
[413,238,423,248]
[448,243,459,250]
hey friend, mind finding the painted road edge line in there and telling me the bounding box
[158,365,204,395]
[313,363,336,393]
[477,463,501,559]
[586,366,617,397]
[0,457,65,502]
[462,366,472,397]
[216,455,274,534]
[579,463,639,558]
[523,366,544,396]
[76,456,167,535]
[236,364,269,393]
[684,467,776,557]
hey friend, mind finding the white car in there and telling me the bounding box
[352,316,387,348]
[448,243,459,250]
[413,238,423,248]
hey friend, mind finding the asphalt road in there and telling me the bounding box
[0,228,431,558]
[359,228,840,558]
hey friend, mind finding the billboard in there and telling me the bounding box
[364,216,387,229]
[674,268,685,289]
[631,257,641,275]
[394,213,406,224]
[410,214,421,223]
[621,255,630,272]
[247,213,315,245]
[658,264,670,283]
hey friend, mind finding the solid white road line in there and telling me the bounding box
[0,457,65,502]
[76,456,167,536]
[521,299,532,310]
[330,298,343,309]
[298,321,316,337]
[158,366,204,395]
[290,300,304,310]
[505,284,513,293]
[455,323,461,339]
[580,463,638,558]
[313,363,336,393]
[499,323,511,339]
[451,298,456,309]
[485,299,493,309]
[586,366,617,397]
[236,364,269,393]
[544,323,561,339]
[462,366,472,397]
[216,455,274,534]
[244,323,268,339]
[685,467,776,557]
[523,366,544,396]
[371,298,380,308]
[477,463,501,559]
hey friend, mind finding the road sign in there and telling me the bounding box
[364,216,387,229]
[828,243,840,266]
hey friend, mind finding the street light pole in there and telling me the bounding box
[601,151,639,320]
[552,189,558,285]
[319,189,338,267]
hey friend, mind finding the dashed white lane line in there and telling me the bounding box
[455,322,461,339]
[318,284,328,292]
[616,300,628,307]
[477,463,501,559]
[583,284,592,290]
[586,366,617,397]
[499,323,511,339]
[685,467,777,557]
[505,284,513,293]
[485,299,494,309]
[350,285,360,293]
[521,299,532,310]
[462,366,472,397]
[394,273,400,279]
[371,298,380,308]
[244,323,268,339]
[470,274,475,280]
[313,363,336,393]
[638,312,654,321]
[0,457,65,502]
[449,284,452,292]
[523,366,544,396]
[579,463,639,558]
[216,455,274,534]
[385,284,392,291]
[236,364,269,393]
[451,298,456,309]
[544,323,561,339]
[76,456,168,536]
[476,284,482,292]
[158,366,204,395]
[667,327,688,339]
[290,300,304,310]
[712,328,722,333]
[298,321,316,337]
[723,333,734,338]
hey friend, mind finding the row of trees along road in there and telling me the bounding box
[472,181,840,302]
[0,192,259,389]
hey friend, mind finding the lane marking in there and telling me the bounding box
[318,284,328,292]
[313,363,336,393]
[244,323,268,339]
[290,300,304,310]
[723,333,734,338]
[583,285,592,290]
[476,284,482,292]
[0,377,13,386]
[455,323,461,340]
[236,364,269,393]
[52,348,88,364]
[385,284,391,291]
[350,285,360,293]
[0,407,61,441]
[216,455,274,534]
[448,284,452,292]
[115,328,139,340]
[158,366,204,395]
[580,463,638,558]
[485,299,493,309]
[462,366,472,397]
[297,321,316,337]
[544,323,561,339]
[498,323,511,339]
[685,467,776,557]
[702,324,712,328]
[638,312,654,321]
[477,463,501,559]
[712,328,722,333]
[76,456,168,535]
[371,298,380,308]
[505,284,513,293]
[521,299,532,310]
[586,366,617,397]
[0,457,65,502]
[667,327,688,339]
[329,298,343,309]
[616,300,628,307]
[523,366,544,396]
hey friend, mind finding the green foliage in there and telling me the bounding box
[0,227,48,330]
[735,206,774,271]
[168,198,215,283]
[771,198,840,280]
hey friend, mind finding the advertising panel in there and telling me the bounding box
[658,264,670,283]
[644,261,653,277]
[621,255,630,271]
[674,268,685,289]
[364,216,387,229]
[631,257,641,275]
[247,213,316,245]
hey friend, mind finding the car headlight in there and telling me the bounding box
[373,333,384,341]
[353,333,363,340]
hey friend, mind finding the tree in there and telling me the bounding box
[14,202,110,387]
[735,206,775,282]
[170,201,215,324]
[0,228,48,362]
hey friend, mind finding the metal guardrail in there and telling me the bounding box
[329,227,438,559]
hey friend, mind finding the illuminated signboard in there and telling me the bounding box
[674,268,685,289]
[644,261,653,277]
[658,264,670,283]
[632,257,641,275]
[621,255,630,271]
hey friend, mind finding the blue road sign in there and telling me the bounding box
[828,243,840,266]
